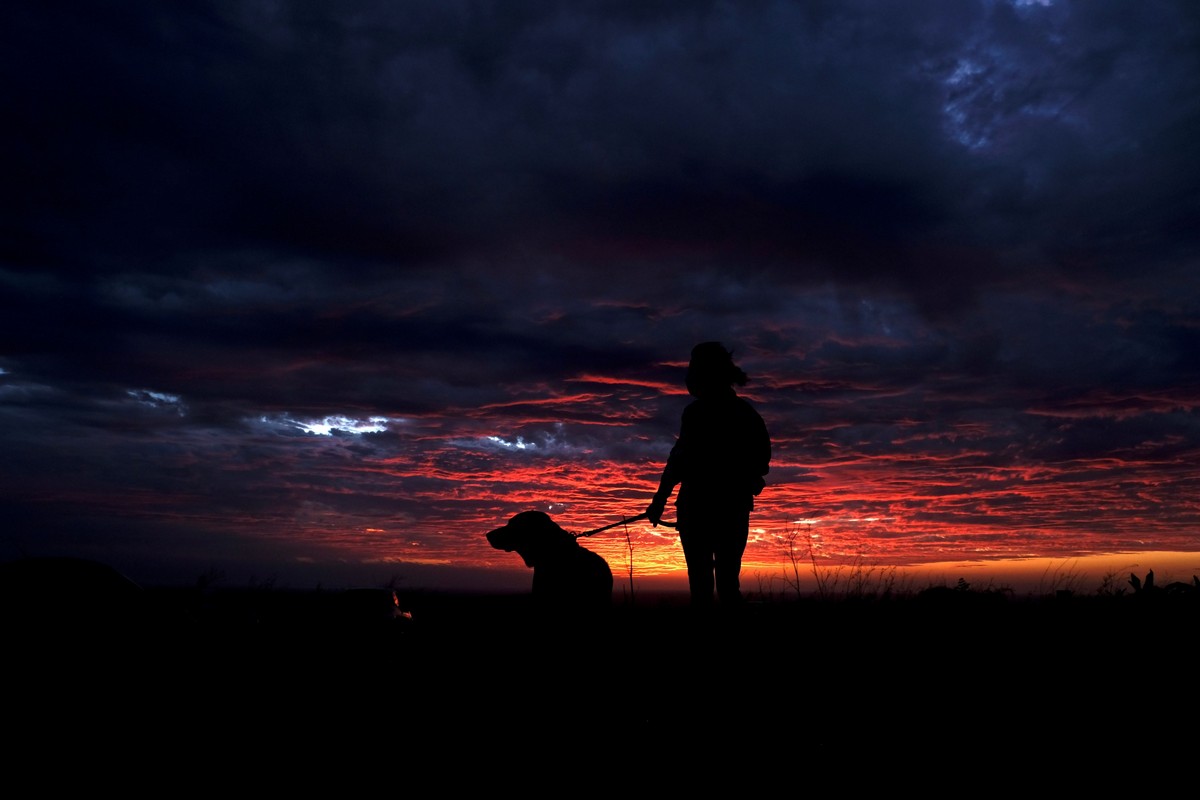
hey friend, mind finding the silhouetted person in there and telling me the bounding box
[487,511,613,614]
[647,342,771,610]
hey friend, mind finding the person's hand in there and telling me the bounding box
[646,496,666,526]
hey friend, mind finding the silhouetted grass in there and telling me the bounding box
[5,559,1196,774]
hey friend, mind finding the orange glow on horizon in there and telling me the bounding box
[269,404,1200,592]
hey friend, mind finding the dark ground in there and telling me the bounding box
[4,573,1196,788]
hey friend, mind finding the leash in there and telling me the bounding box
[573,511,676,538]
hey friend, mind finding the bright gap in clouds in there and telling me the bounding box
[127,389,181,405]
[126,389,185,415]
[281,415,397,436]
[486,435,533,450]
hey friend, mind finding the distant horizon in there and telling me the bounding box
[27,544,1194,599]
[7,499,1200,597]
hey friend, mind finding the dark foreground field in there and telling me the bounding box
[5,580,1197,787]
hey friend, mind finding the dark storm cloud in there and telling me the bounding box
[8,1,1197,287]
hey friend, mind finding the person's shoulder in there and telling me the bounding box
[733,393,762,414]
[735,394,768,429]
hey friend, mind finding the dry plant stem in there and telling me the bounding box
[781,524,913,601]
[1038,559,1086,596]
[808,539,830,600]
[781,526,809,599]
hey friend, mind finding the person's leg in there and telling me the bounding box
[713,510,750,607]
[678,527,715,608]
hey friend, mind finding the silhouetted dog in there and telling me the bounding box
[487,511,613,612]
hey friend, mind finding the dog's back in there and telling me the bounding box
[531,541,613,610]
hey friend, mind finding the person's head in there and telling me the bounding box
[685,341,748,398]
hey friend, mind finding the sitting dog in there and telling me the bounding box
[487,511,613,612]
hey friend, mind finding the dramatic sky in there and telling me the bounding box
[3,1,1199,592]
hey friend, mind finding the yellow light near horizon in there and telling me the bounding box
[900,551,1200,594]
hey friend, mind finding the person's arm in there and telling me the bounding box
[647,409,691,525]
[647,444,682,524]
[747,403,771,495]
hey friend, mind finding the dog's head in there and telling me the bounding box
[486,510,575,568]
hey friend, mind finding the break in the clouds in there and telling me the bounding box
[2,1,1199,589]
